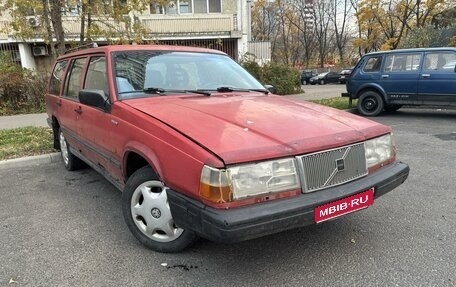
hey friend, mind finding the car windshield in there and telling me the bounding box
[113,51,266,99]
[318,72,329,77]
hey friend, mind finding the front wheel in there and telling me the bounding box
[319,79,325,85]
[302,80,307,85]
[122,166,198,253]
[357,91,384,116]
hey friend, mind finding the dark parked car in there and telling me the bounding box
[300,70,317,85]
[309,71,340,85]
[339,68,353,84]
[342,47,456,116]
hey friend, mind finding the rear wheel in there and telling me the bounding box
[302,79,307,85]
[58,129,83,171]
[319,79,325,85]
[384,104,402,112]
[122,166,198,253]
[357,91,384,116]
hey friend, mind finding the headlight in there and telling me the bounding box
[199,158,301,203]
[364,134,395,168]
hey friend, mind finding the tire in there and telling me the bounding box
[122,166,198,253]
[58,129,83,171]
[319,79,325,85]
[357,91,384,116]
[302,80,307,85]
[384,104,402,112]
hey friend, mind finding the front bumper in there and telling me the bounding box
[341,92,350,97]
[168,161,409,243]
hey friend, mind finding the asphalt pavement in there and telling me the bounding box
[1,108,455,286]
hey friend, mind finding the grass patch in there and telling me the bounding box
[0,127,56,161]
[311,97,357,110]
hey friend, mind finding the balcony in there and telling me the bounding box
[0,13,241,42]
[62,16,128,39]
[139,14,240,39]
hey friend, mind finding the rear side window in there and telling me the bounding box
[384,53,421,72]
[49,60,68,95]
[363,56,382,72]
[423,52,456,71]
[63,58,87,100]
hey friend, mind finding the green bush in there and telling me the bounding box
[241,60,301,95]
[0,53,48,116]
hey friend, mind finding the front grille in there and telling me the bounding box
[296,143,367,193]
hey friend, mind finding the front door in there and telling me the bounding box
[77,55,122,183]
[380,53,421,105]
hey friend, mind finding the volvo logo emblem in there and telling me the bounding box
[336,158,345,171]
[151,208,161,218]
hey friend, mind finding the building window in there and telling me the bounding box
[208,0,221,13]
[150,0,220,14]
[179,0,192,13]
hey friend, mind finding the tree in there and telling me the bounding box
[327,0,352,65]
[352,0,450,52]
[313,0,334,67]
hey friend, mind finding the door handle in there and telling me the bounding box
[421,74,430,78]
[56,100,62,107]
[381,75,389,78]
[74,106,83,115]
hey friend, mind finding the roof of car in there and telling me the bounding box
[58,44,227,60]
[363,47,456,56]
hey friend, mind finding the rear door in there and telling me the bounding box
[59,57,88,152]
[380,52,421,105]
[418,50,456,105]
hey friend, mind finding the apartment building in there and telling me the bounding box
[0,0,269,71]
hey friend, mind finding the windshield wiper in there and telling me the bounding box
[144,87,211,96]
[143,87,166,94]
[215,87,269,94]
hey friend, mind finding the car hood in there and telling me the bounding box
[124,94,390,165]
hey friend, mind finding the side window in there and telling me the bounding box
[49,60,68,95]
[63,58,87,100]
[84,56,108,95]
[363,56,382,72]
[424,52,456,71]
[384,54,421,72]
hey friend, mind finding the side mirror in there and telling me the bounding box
[79,89,110,111]
[264,85,275,94]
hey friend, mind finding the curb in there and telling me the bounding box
[0,152,62,170]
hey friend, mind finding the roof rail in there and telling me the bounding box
[64,42,98,54]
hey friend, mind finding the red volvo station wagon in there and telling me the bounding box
[45,45,409,252]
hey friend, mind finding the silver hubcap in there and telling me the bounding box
[130,180,183,242]
[59,131,69,166]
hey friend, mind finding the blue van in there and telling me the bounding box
[342,47,456,116]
